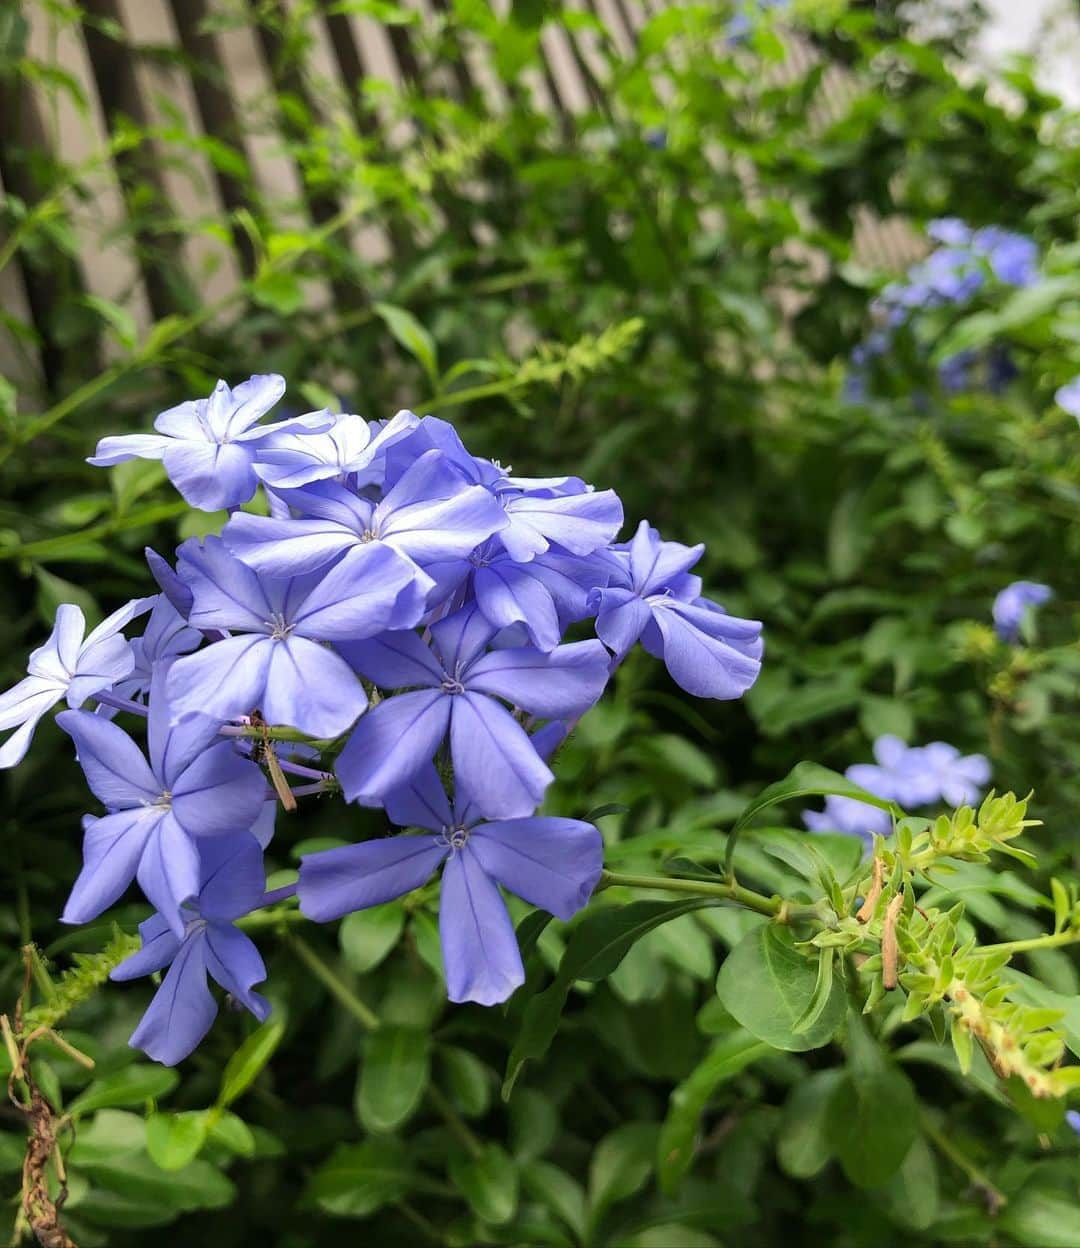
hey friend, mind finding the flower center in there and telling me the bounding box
[438,825,470,851]
[441,677,466,695]
[267,612,294,641]
[359,529,376,543]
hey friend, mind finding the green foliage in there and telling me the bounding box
[1,0,1079,1245]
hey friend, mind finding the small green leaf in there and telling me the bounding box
[449,1143,519,1225]
[877,1136,939,1231]
[339,903,405,974]
[217,1019,285,1108]
[146,1111,208,1171]
[724,762,897,876]
[716,925,846,1052]
[305,1139,413,1218]
[1051,878,1069,934]
[438,1045,492,1118]
[356,1024,430,1133]
[826,1016,919,1188]
[658,1030,768,1195]
[1001,1188,1080,1248]
[588,1123,657,1226]
[522,1161,587,1240]
[69,1065,179,1117]
[776,1069,844,1178]
[374,301,439,387]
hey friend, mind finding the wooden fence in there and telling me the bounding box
[0,0,923,397]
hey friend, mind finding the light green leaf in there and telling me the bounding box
[339,903,405,974]
[69,1066,179,1117]
[449,1143,519,1225]
[374,301,439,387]
[588,1123,657,1226]
[716,925,846,1052]
[217,1019,285,1108]
[305,1139,413,1218]
[658,1030,768,1195]
[356,1024,430,1133]
[145,1111,208,1171]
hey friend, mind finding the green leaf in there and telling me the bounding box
[217,1019,285,1108]
[206,1111,256,1157]
[438,1045,492,1118]
[522,1161,587,1240]
[508,1087,559,1162]
[503,899,716,1097]
[826,1016,918,1188]
[776,1069,844,1178]
[69,1065,179,1116]
[305,1139,413,1218]
[716,925,846,1052]
[252,270,305,315]
[876,1136,939,1230]
[449,1143,519,1225]
[374,301,439,387]
[356,1024,430,1133]
[1001,1189,1080,1248]
[339,903,405,974]
[145,1111,208,1172]
[724,762,897,875]
[657,1030,768,1195]
[588,1123,657,1226]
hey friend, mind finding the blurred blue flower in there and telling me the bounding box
[1055,377,1080,419]
[993,580,1053,643]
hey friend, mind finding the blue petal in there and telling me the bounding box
[172,740,267,838]
[197,833,267,921]
[500,488,623,562]
[147,663,223,785]
[336,629,445,690]
[298,835,448,921]
[224,513,357,577]
[474,562,561,651]
[180,537,274,633]
[593,588,652,659]
[469,817,603,920]
[379,482,507,566]
[260,636,368,738]
[384,762,454,831]
[464,639,609,720]
[291,544,431,641]
[646,601,762,699]
[166,635,273,727]
[62,810,160,925]
[430,605,497,674]
[88,433,172,466]
[111,914,181,981]
[55,710,159,807]
[204,923,271,1018]
[449,693,553,819]
[136,814,201,936]
[440,851,524,1005]
[627,520,703,594]
[163,441,259,511]
[128,932,216,1065]
[336,689,451,803]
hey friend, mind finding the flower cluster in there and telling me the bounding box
[803,735,990,847]
[847,219,1039,400]
[1,377,763,1064]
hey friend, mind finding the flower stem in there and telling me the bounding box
[94,691,149,717]
[978,928,1080,957]
[599,869,822,923]
[220,724,334,748]
[921,1113,1006,1214]
[284,932,482,1157]
[284,932,381,1031]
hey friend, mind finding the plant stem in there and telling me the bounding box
[599,869,823,923]
[284,932,381,1031]
[220,724,333,748]
[978,928,1080,957]
[921,1113,1006,1214]
[284,932,482,1157]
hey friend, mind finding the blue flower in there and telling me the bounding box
[802,796,892,847]
[299,764,602,1005]
[971,227,1039,287]
[927,218,972,247]
[224,449,507,579]
[165,537,427,737]
[108,595,202,706]
[1055,377,1080,419]
[993,580,1053,643]
[89,375,332,511]
[111,833,270,1065]
[335,606,610,818]
[1067,1110,1080,1136]
[252,408,418,490]
[58,665,267,935]
[0,597,152,768]
[590,520,763,699]
[908,742,991,807]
